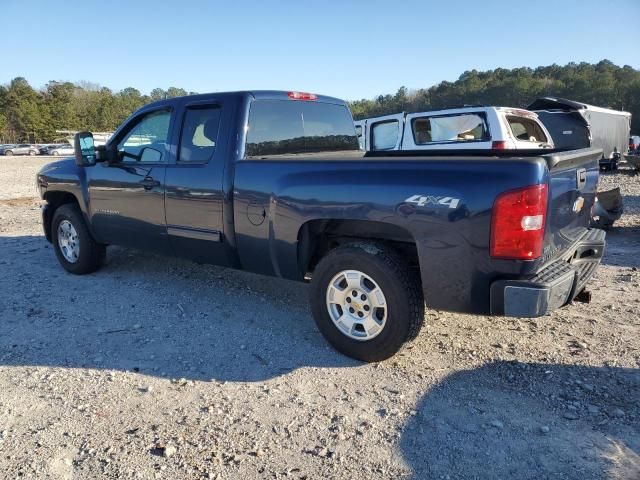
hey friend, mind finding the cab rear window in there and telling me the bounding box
[245,100,359,158]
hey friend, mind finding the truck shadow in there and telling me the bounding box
[0,235,357,382]
[601,225,640,268]
[400,361,640,479]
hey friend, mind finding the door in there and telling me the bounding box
[87,108,173,254]
[164,101,232,265]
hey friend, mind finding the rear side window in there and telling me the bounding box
[178,106,221,163]
[412,114,488,144]
[245,100,359,158]
[371,120,399,150]
[507,116,547,143]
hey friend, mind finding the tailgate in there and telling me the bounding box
[542,148,602,262]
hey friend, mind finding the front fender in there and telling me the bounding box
[38,158,97,239]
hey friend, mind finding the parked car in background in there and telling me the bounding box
[39,144,73,155]
[48,144,75,156]
[630,135,640,153]
[356,107,554,152]
[39,144,59,154]
[528,97,632,171]
[0,144,39,156]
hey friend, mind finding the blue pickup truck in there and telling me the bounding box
[36,90,605,361]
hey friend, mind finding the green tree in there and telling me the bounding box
[43,81,78,138]
[4,77,49,142]
[166,87,188,98]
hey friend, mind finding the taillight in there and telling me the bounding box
[492,140,507,150]
[287,91,317,101]
[490,184,548,260]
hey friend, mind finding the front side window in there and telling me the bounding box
[412,114,487,145]
[117,109,171,162]
[178,106,221,163]
[507,116,547,143]
[371,120,399,150]
[245,100,359,158]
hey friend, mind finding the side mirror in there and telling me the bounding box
[74,132,96,166]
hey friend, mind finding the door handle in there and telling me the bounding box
[139,177,160,190]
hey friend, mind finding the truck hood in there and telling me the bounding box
[39,157,76,175]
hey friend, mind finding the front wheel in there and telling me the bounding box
[310,244,424,362]
[4,150,13,156]
[51,204,106,274]
[29,150,37,156]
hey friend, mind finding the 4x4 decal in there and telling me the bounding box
[404,194,460,209]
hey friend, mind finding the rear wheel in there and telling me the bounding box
[310,243,424,362]
[29,150,37,156]
[51,204,105,274]
[4,150,13,156]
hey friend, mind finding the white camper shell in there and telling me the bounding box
[356,107,554,152]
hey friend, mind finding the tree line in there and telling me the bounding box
[351,60,640,131]
[1,60,638,143]
[0,80,195,143]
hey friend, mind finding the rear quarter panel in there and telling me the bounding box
[233,157,548,314]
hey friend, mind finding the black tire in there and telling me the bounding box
[310,243,424,362]
[51,203,106,274]
[5,150,13,156]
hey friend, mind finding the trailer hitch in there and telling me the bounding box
[574,289,592,304]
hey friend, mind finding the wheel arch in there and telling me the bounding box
[42,191,81,242]
[297,219,419,277]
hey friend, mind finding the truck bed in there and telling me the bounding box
[233,148,602,314]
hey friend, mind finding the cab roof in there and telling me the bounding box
[143,90,348,110]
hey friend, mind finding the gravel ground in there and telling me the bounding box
[0,157,638,480]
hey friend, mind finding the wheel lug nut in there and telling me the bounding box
[361,294,366,301]
[349,307,355,314]
[358,312,364,318]
[364,305,370,311]
[346,297,351,303]
[352,291,357,297]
